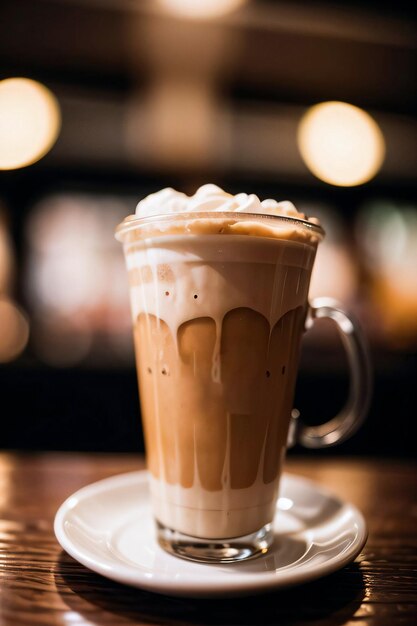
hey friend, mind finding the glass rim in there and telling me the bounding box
[115,211,325,241]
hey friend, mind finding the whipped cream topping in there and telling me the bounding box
[135,184,317,223]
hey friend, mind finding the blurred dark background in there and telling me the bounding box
[0,0,416,458]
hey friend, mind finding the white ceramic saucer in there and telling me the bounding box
[54,470,367,598]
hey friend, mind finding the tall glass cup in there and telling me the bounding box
[116,211,371,563]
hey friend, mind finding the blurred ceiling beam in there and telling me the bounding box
[55,0,417,48]
[1,0,416,115]
[50,91,417,183]
[231,3,416,48]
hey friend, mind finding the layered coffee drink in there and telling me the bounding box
[116,185,321,546]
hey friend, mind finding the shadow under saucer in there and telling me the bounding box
[54,550,366,625]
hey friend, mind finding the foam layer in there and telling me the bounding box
[135,184,318,221]
[116,185,323,246]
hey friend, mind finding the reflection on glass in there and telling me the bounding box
[0,207,29,362]
[356,201,417,347]
[0,78,61,170]
[0,297,30,363]
[25,194,133,366]
[303,204,357,304]
[0,208,14,294]
[297,102,385,187]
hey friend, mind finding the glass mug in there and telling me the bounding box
[116,211,371,563]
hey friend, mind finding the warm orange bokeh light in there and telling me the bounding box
[298,101,385,187]
[0,78,61,170]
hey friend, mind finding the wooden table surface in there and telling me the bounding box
[0,453,416,626]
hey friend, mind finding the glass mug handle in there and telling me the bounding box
[288,297,372,448]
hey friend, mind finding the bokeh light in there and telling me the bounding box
[297,101,385,187]
[0,208,15,293]
[356,201,417,346]
[0,77,61,170]
[0,297,30,363]
[26,194,133,366]
[157,0,246,20]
